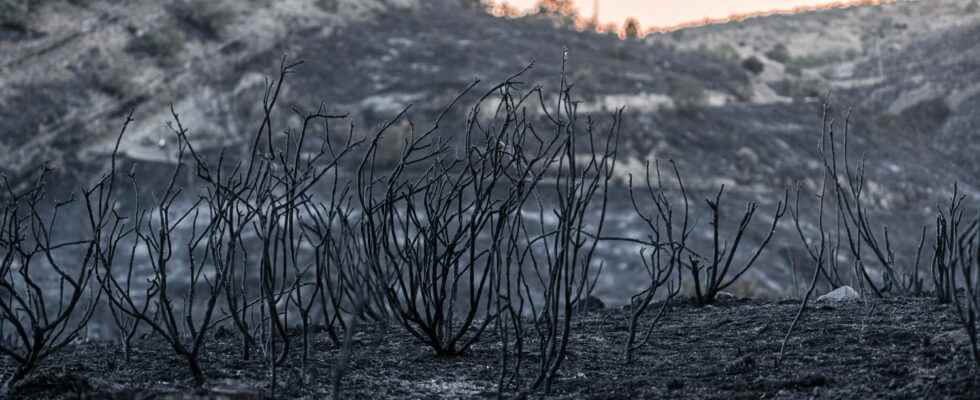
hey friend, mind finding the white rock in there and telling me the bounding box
[816,286,860,302]
[715,291,737,301]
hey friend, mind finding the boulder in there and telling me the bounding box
[714,291,737,301]
[816,286,860,303]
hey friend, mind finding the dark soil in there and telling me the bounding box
[6,296,979,399]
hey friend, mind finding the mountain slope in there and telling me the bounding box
[1,0,978,300]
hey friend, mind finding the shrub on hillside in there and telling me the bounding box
[773,78,823,100]
[874,98,952,136]
[786,51,845,69]
[84,61,139,99]
[624,17,641,39]
[904,97,952,131]
[315,0,339,12]
[765,43,791,64]
[741,56,765,75]
[169,0,235,40]
[1,0,95,29]
[460,0,491,10]
[0,0,27,17]
[593,21,614,36]
[0,0,37,30]
[667,74,707,112]
[706,43,740,62]
[534,0,578,28]
[124,25,187,62]
[607,42,631,60]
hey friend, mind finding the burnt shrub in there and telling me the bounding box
[765,43,791,64]
[903,97,952,133]
[741,56,765,75]
[667,74,707,113]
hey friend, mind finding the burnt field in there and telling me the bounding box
[10,296,980,399]
[4,2,980,398]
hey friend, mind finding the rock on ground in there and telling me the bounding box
[816,286,861,303]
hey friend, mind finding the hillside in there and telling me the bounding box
[2,0,979,302]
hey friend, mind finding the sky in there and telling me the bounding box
[500,0,855,29]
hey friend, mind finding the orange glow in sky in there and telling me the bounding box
[500,0,876,29]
